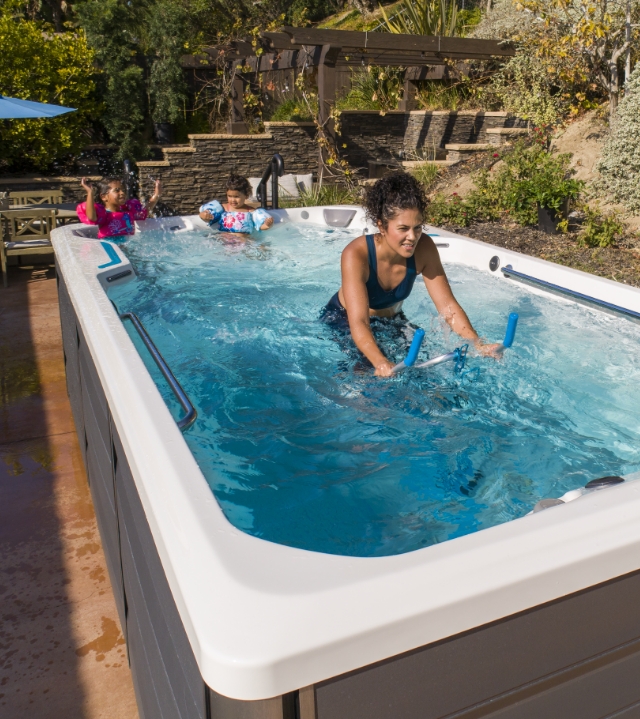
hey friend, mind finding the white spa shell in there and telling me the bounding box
[52,207,640,701]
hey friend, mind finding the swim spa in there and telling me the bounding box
[52,208,640,719]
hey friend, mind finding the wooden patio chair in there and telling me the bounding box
[0,209,56,288]
[9,190,64,207]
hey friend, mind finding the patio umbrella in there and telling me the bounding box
[0,94,76,119]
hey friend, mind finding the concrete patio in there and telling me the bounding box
[0,263,138,718]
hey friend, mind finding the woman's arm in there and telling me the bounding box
[80,177,97,222]
[146,180,162,212]
[418,237,501,356]
[341,240,396,376]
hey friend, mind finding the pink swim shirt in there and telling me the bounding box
[76,199,148,239]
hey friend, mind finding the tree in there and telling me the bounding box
[517,0,640,121]
[0,8,99,170]
[75,0,148,160]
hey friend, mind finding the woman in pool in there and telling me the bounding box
[199,173,274,234]
[77,177,161,239]
[323,172,501,377]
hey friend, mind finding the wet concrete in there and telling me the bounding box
[0,265,138,718]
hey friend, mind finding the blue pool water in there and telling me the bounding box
[108,223,640,557]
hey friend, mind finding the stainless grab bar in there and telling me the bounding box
[120,312,197,430]
[501,264,640,322]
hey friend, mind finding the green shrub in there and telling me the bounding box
[0,11,99,170]
[281,183,362,208]
[338,67,403,113]
[596,66,640,212]
[415,81,471,112]
[269,98,315,122]
[579,206,624,247]
[426,141,583,227]
[409,162,440,191]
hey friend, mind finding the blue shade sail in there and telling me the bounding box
[0,95,76,119]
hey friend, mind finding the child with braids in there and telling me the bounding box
[322,171,501,376]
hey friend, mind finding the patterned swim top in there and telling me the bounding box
[199,200,271,233]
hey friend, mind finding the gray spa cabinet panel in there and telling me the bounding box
[312,570,640,719]
[208,689,297,719]
[77,334,126,626]
[56,266,84,449]
[112,424,207,719]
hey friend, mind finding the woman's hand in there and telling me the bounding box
[474,340,503,358]
[261,216,274,230]
[374,360,396,377]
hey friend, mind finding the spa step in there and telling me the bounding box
[444,143,494,162]
[486,127,529,146]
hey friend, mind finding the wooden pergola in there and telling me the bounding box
[184,27,515,171]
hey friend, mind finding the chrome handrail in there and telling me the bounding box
[120,312,197,430]
[501,264,640,322]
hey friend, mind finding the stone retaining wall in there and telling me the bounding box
[137,123,317,215]
[340,110,526,168]
[0,112,526,216]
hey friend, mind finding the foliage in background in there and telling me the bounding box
[596,66,640,211]
[474,0,640,122]
[381,0,458,36]
[427,141,583,227]
[578,205,624,247]
[75,0,147,160]
[0,6,99,170]
[269,97,316,121]
[416,79,473,111]
[281,183,363,207]
[146,0,190,124]
[517,0,640,120]
[338,66,403,113]
[408,161,441,191]
[478,54,565,127]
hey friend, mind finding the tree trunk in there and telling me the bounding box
[610,60,619,123]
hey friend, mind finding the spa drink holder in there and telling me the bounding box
[392,313,519,375]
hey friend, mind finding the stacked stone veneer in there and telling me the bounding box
[340,110,527,168]
[137,122,318,216]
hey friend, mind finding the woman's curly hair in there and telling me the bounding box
[226,172,252,197]
[364,171,427,228]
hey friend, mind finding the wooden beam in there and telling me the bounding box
[279,27,515,58]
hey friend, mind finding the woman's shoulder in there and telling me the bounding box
[414,232,440,270]
[343,233,369,255]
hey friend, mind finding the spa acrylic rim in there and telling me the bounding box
[51,208,640,701]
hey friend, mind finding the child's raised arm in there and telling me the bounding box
[80,177,97,222]
[146,179,162,213]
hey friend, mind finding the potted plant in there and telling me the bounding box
[531,159,583,234]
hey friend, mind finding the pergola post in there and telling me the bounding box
[227,71,249,135]
[317,45,341,181]
[399,72,418,112]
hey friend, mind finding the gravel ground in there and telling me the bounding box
[440,221,640,288]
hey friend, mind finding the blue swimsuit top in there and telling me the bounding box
[365,234,418,310]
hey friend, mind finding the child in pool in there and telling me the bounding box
[199,173,274,233]
[77,177,161,240]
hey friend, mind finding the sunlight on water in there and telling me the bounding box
[108,223,640,556]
